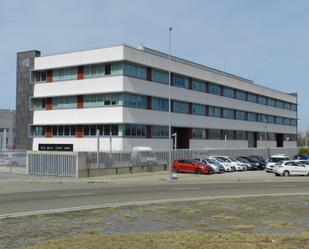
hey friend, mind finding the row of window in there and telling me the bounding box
[30,124,296,141]
[32,62,297,111]
[31,93,297,127]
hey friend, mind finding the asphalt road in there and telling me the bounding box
[1,178,309,217]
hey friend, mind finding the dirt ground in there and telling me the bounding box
[1,195,309,249]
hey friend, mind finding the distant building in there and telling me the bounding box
[17,45,298,151]
[0,109,15,150]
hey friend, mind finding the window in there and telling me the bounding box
[283,102,291,110]
[151,97,168,111]
[123,63,147,79]
[173,101,189,113]
[235,131,246,140]
[223,130,235,140]
[209,106,221,117]
[235,90,246,100]
[84,64,105,78]
[267,98,275,107]
[208,83,221,95]
[151,69,168,84]
[53,67,77,81]
[111,63,123,75]
[192,128,205,139]
[276,117,283,124]
[247,113,257,122]
[291,104,297,111]
[267,115,275,124]
[235,111,246,120]
[31,126,45,136]
[32,98,46,110]
[84,94,121,108]
[283,118,291,126]
[276,100,283,108]
[258,96,267,105]
[173,74,189,88]
[247,93,257,103]
[192,104,205,116]
[267,133,276,141]
[53,96,77,109]
[34,71,46,83]
[152,126,168,138]
[291,119,297,126]
[124,124,146,137]
[192,80,206,92]
[258,114,267,123]
[208,129,221,140]
[223,108,234,119]
[223,87,234,98]
[52,125,76,136]
[123,94,146,108]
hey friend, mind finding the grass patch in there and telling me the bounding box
[231,224,254,231]
[211,214,239,221]
[269,222,297,229]
[182,208,200,215]
[80,219,102,225]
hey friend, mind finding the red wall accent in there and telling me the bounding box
[45,126,52,138]
[188,78,192,90]
[77,95,84,109]
[77,66,84,80]
[76,126,83,138]
[147,96,151,110]
[46,98,52,110]
[189,103,192,114]
[47,70,53,83]
[147,67,152,81]
[146,125,151,138]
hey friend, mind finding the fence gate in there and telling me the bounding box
[27,152,78,177]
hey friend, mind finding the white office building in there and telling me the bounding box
[29,45,298,151]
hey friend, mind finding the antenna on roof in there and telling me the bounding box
[137,43,145,50]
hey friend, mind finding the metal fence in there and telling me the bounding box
[27,152,77,177]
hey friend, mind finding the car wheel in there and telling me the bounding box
[195,168,202,174]
[283,171,290,177]
[275,173,280,176]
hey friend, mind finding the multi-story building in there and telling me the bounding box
[0,109,15,150]
[22,45,297,151]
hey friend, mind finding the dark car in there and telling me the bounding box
[172,159,214,174]
[293,154,309,160]
[236,157,258,170]
[250,155,266,163]
[240,156,265,170]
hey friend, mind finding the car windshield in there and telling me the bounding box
[206,158,220,166]
[228,157,238,162]
[269,157,289,163]
[215,157,229,163]
[140,151,155,157]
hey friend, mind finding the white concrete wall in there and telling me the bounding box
[190,139,248,149]
[283,141,297,148]
[256,141,277,148]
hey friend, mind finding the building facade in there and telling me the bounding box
[0,109,15,150]
[26,45,297,151]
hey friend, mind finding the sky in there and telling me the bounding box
[0,0,309,130]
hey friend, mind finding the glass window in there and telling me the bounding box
[258,114,267,123]
[223,87,234,98]
[123,94,146,108]
[151,69,168,84]
[209,106,221,117]
[34,71,47,83]
[258,96,267,105]
[247,93,257,103]
[151,126,168,138]
[173,74,189,88]
[53,96,77,109]
[276,100,283,108]
[235,131,246,140]
[151,97,168,112]
[124,124,146,137]
[223,108,234,119]
[32,98,46,110]
[283,102,291,110]
[84,64,105,78]
[173,101,189,114]
[235,111,246,120]
[208,129,221,140]
[192,128,206,139]
[291,104,297,111]
[276,117,283,124]
[247,113,257,122]
[223,130,234,140]
[235,90,246,100]
[267,115,275,124]
[208,83,221,95]
[283,118,291,126]
[267,133,276,141]
[111,63,123,75]
[192,104,205,116]
[31,126,45,136]
[291,119,297,126]
[192,80,206,92]
[53,67,77,81]
[267,98,275,107]
[123,63,146,79]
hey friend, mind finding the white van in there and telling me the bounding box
[131,147,158,166]
[266,154,290,173]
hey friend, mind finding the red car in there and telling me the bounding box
[172,159,213,174]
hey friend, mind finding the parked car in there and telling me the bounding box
[211,156,246,171]
[172,159,214,174]
[209,157,233,172]
[193,157,225,173]
[293,154,309,160]
[250,155,266,163]
[0,152,26,166]
[273,160,309,176]
[131,147,158,166]
[266,154,290,173]
[240,156,265,170]
[235,157,258,170]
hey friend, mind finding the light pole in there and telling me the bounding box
[264,117,267,147]
[168,27,173,180]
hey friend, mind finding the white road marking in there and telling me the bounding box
[171,188,201,191]
[268,185,297,188]
[59,192,94,197]
[0,192,308,219]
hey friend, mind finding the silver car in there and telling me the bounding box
[193,157,225,173]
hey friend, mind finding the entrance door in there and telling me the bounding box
[276,134,283,147]
[248,132,257,148]
[172,127,190,149]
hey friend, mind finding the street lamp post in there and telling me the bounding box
[168,27,173,180]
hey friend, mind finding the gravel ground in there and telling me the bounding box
[0,195,309,248]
